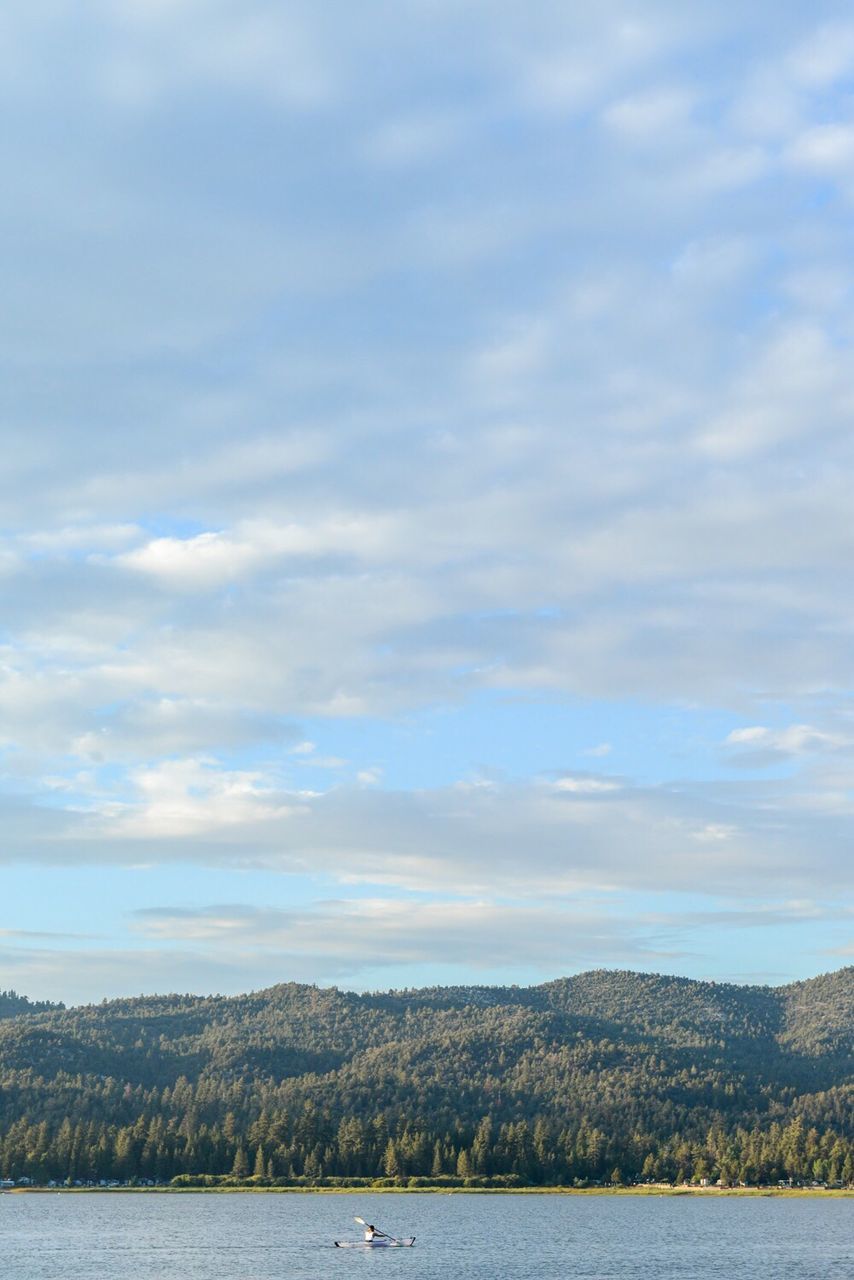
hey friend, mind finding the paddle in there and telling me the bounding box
[354,1215,396,1243]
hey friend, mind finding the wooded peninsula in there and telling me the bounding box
[0,967,851,1191]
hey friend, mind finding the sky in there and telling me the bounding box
[1,0,854,1005]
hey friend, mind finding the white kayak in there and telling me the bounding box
[334,1238,415,1248]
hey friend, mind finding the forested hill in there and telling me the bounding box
[0,967,851,1187]
[0,990,63,1020]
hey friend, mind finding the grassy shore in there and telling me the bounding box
[13,1184,853,1197]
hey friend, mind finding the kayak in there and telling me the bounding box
[334,1238,416,1248]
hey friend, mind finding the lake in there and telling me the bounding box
[1,1191,851,1279]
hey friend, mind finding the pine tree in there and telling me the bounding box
[382,1138,400,1179]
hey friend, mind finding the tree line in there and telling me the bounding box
[1,1103,851,1188]
[0,991,63,1020]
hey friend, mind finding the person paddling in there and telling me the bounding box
[334,1217,415,1248]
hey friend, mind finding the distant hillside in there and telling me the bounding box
[0,990,64,1020]
[0,968,851,1187]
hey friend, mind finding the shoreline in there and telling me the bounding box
[10,1185,853,1197]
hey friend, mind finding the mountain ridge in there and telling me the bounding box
[0,966,850,1187]
[6,962,850,1015]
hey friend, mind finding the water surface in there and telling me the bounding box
[1,1191,850,1279]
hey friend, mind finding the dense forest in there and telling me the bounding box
[0,968,851,1188]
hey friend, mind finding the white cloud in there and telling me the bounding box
[117,531,258,589]
[786,21,854,88]
[787,123,854,172]
[696,323,851,458]
[115,516,398,589]
[671,236,755,289]
[70,698,292,763]
[602,86,695,140]
[0,763,842,910]
[127,897,678,972]
[102,757,299,838]
[468,318,550,403]
[3,891,844,1005]
[690,144,768,190]
[551,775,620,794]
[519,14,673,114]
[725,723,849,760]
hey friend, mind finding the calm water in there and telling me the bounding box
[0,1191,851,1279]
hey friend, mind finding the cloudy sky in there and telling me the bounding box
[2,0,854,1005]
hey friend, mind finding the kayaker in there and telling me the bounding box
[364,1224,384,1241]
